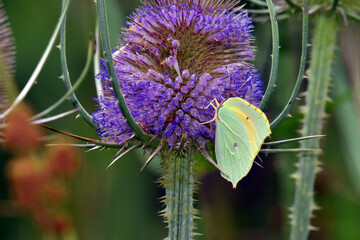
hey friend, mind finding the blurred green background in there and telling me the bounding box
[1,0,359,239]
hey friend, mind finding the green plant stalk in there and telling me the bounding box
[270,0,308,130]
[59,0,96,129]
[33,37,93,120]
[260,148,320,153]
[259,0,280,111]
[160,151,195,240]
[0,0,71,119]
[95,0,151,144]
[289,14,338,240]
[94,18,104,99]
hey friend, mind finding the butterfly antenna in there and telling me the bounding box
[200,117,215,125]
[204,98,216,109]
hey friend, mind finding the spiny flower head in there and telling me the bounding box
[0,2,15,73]
[92,0,263,148]
[0,1,16,113]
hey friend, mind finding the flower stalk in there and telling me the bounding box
[289,14,338,240]
[160,151,196,240]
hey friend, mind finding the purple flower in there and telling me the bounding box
[92,0,263,147]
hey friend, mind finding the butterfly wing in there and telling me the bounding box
[224,97,271,156]
[215,97,271,188]
[215,107,251,188]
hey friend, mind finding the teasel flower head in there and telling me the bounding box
[92,0,264,149]
[0,2,15,73]
[0,1,16,113]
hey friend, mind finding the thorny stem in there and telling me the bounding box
[33,36,94,120]
[59,0,96,128]
[289,14,338,240]
[161,151,196,240]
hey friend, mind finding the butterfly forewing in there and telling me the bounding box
[214,97,271,188]
[223,98,271,156]
[216,105,253,188]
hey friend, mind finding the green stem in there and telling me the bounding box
[289,14,338,240]
[94,18,104,99]
[330,0,339,15]
[95,0,151,143]
[270,0,308,130]
[59,0,96,129]
[161,151,195,240]
[33,36,93,120]
[259,0,280,111]
[0,0,71,119]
